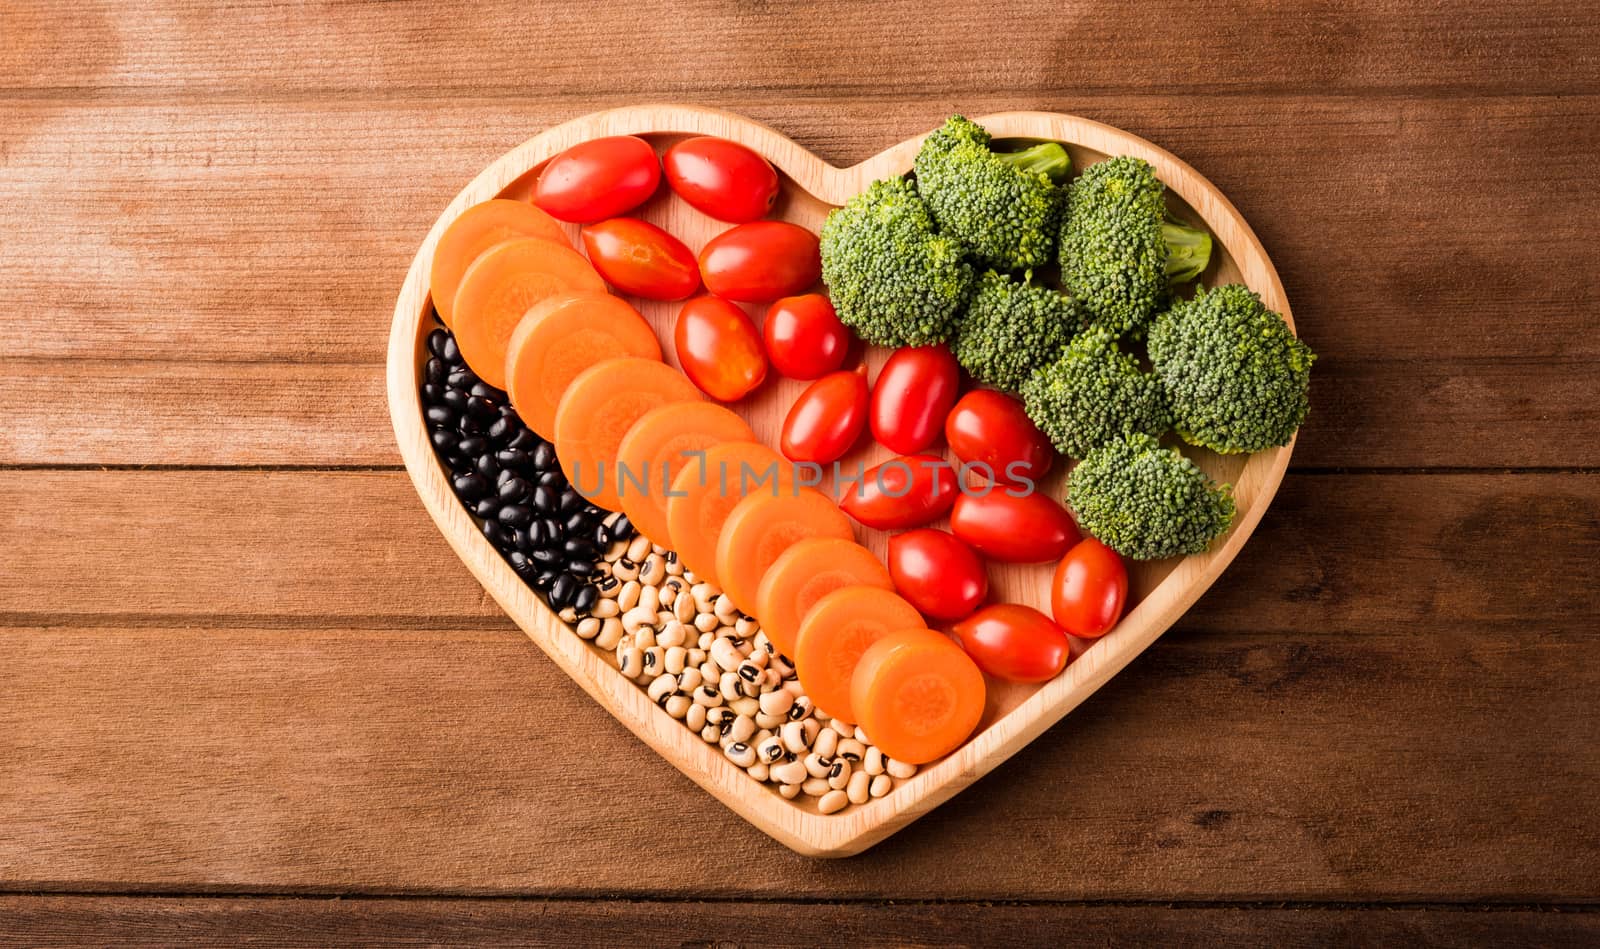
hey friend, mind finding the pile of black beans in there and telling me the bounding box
[419,320,632,615]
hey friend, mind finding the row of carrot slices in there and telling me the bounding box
[429,197,986,767]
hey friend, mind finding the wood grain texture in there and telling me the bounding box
[4,471,1594,638]
[4,0,1598,96]
[3,94,1595,467]
[2,622,1595,898]
[1,896,1596,948]
[385,105,1296,855]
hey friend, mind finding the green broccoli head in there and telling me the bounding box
[1019,325,1170,459]
[1147,283,1315,454]
[1060,156,1212,334]
[820,177,975,347]
[950,270,1081,392]
[913,115,1070,271]
[1066,433,1235,560]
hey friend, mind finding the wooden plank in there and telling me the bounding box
[2,471,1594,637]
[3,95,1596,467]
[4,0,1596,97]
[1,621,1595,899]
[0,896,1595,948]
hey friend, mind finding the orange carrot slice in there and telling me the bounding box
[755,537,893,659]
[452,237,605,389]
[665,441,792,588]
[851,627,985,765]
[505,291,661,439]
[554,357,704,512]
[614,401,756,547]
[714,489,853,615]
[792,585,924,723]
[431,199,571,328]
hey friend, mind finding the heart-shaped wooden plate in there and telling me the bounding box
[387,105,1294,856]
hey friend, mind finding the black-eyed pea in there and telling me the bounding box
[646,673,679,704]
[611,558,640,583]
[854,726,871,744]
[847,769,871,804]
[735,617,759,638]
[664,694,691,719]
[729,696,759,718]
[870,774,892,798]
[771,655,796,678]
[762,669,784,690]
[830,718,855,739]
[592,598,620,619]
[757,736,786,764]
[754,711,784,730]
[781,722,808,756]
[605,539,628,562]
[626,535,652,563]
[827,758,852,791]
[665,551,684,577]
[814,706,831,722]
[638,584,659,615]
[801,776,830,797]
[711,637,742,673]
[803,753,831,779]
[747,761,769,782]
[714,593,738,619]
[886,757,917,779]
[557,606,578,624]
[678,667,704,692]
[641,647,664,677]
[664,646,687,675]
[694,685,724,708]
[787,695,814,722]
[700,723,720,743]
[673,592,695,624]
[837,738,865,763]
[723,741,756,768]
[770,759,807,785]
[779,783,801,800]
[621,605,656,635]
[718,671,743,702]
[618,647,644,679]
[818,789,849,814]
[617,580,642,613]
[576,617,601,640]
[801,719,822,746]
[695,613,719,633]
[686,702,707,733]
[863,747,885,775]
[814,727,839,759]
[682,568,698,585]
[596,618,625,650]
[759,690,795,719]
[728,713,757,744]
[636,625,657,650]
[700,661,720,683]
[688,648,708,667]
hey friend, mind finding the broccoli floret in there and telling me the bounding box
[1066,433,1235,560]
[950,271,1081,391]
[820,177,975,347]
[913,115,1070,271]
[1060,156,1213,334]
[1019,326,1170,458]
[1147,283,1316,454]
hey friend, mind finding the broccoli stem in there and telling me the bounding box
[995,142,1072,183]
[1163,220,1213,284]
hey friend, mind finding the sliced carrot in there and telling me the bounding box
[505,291,661,440]
[614,401,756,547]
[791,585,923,722]
[755,537,893,659]
[431,199,571,328]
[665,440,792,588]
[452,237,606,389]
[714,489,854,615]
[554,357,704,512]
[850,628,985,765]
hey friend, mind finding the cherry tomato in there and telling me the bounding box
[780,367,868,463]
[839,454,958,529]
[871,346,961,455]
[699,221,821,303]
[951,604,1070,683]
[534,136,660,223]
[886,528,987,621]
[674,296,768,402]
[581,218,699,301]
[945,389,1054,487]
[764,294,849,380]
[949,491,1080,563]
[1052,537,1128,638]
[663,136,780,223]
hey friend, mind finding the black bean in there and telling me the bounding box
[425,405,455,427]
[531,441,557,472]
[469,381,499,401]
[536,470,567,491]
[497,403,518,419]
[563,511,592,535]
[472,497,501,519]
[593,522,611,547]
[497,504,534,528]
[451,472,490,501]
[444,453,472,473]
[427,329,449,358]
[572,585,597,615]
[481,520,512,548]
[610,514,634,541]
[465,395,496,420]
[441,388,468,411]
[441,335,461,364]
[495,448,529,469]
[425,357,446,384]
[474,456,498,480]
[738,665,760,682]
[457,435,490,457]
[533,569,559,591]
[507,550,536,577]
[566,559,594,577]
[549,574,577,610]
[506,428,538,452]
[446,368,475,391]
[421,382,446,405]
[558,488,584,512]
[455,413,483,435]
[532,485,559,513]
[429,429,456,452]
[497,476,531,502]
[562,536,597,557]
[487,416,514,443]
[538,517,561,543]
[531,547,562,566]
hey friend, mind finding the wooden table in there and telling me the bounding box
[2,1,1596,944]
